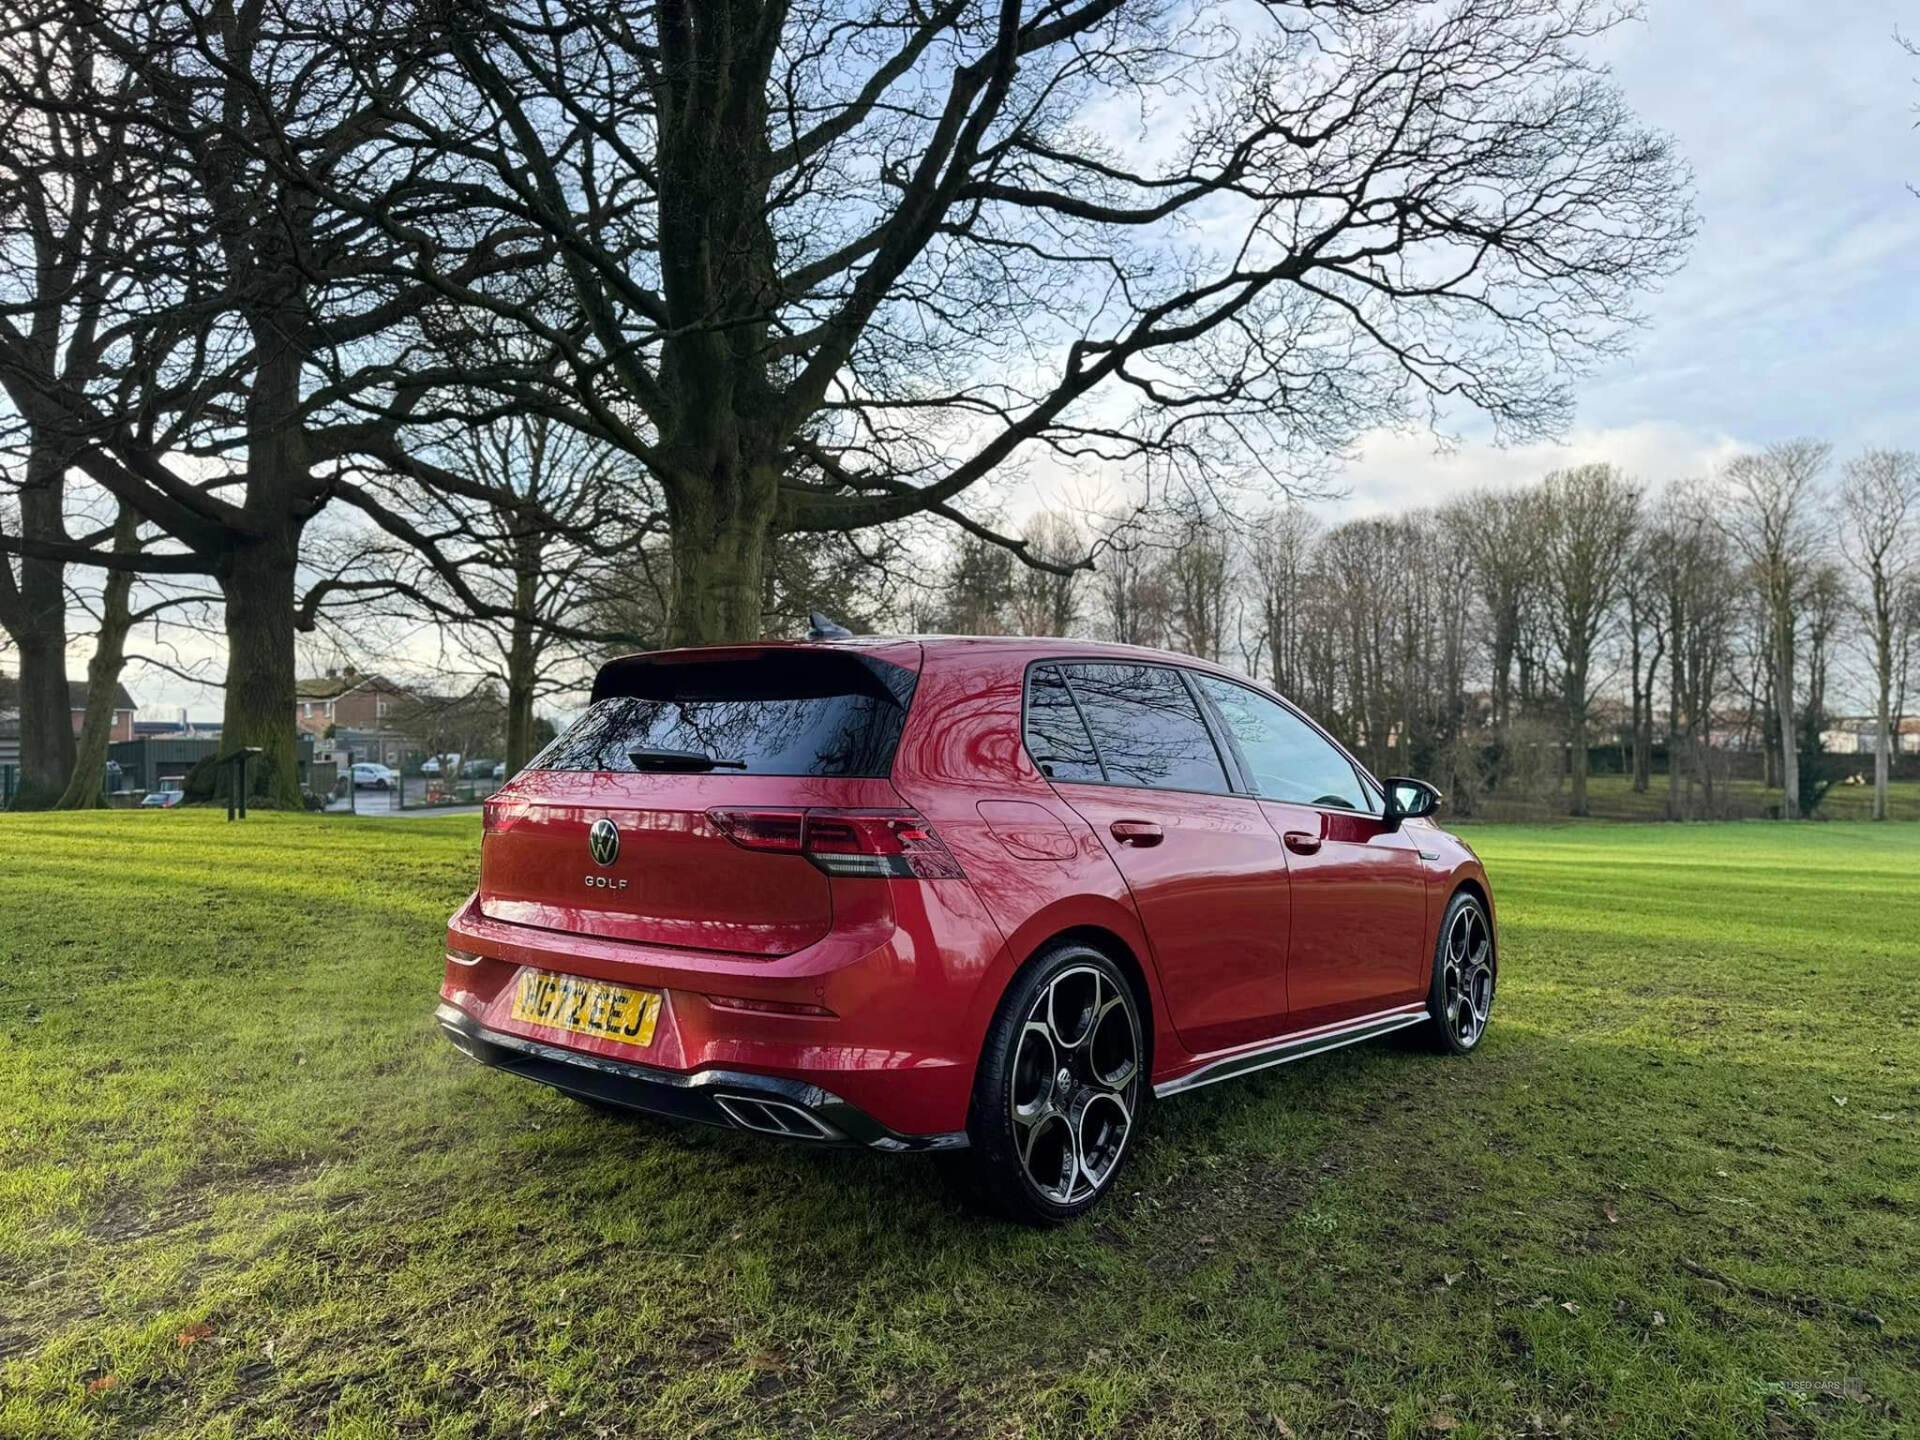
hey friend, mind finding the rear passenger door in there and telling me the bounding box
[1026,662,1294,1053]
[1189,676,1429,1028]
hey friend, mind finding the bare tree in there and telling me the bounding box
[1644,490,1734,818]
[1009,513,1086,637]
[0,15,146,804]
[1537,464,1639,815]
[1716,441,1832,819]
[1248,505,1320,695]
[0,0,541,805]
[1094,521,1172,649]
[1445,488,1540,739]
[1839,449,1920,819]
[939,532,1016,635]
[357,0,1693,645]
[1166,504,1234,664]
[52,506,205,807]
[1619,534,1665,793]
[361,413,662,773]
[1799,563,1849,782]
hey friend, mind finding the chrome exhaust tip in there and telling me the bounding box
[713,1094,840,1141]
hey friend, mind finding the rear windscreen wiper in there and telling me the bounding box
[628,748,749,772]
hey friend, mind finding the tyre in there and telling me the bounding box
[1422,889,1495,1054]
[942,942,1148,1225]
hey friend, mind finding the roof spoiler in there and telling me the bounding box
[589,647,917,708]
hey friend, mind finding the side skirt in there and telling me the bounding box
[1152,1002,1428,1099]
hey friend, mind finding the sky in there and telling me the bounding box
[1334,0,1920,514]
[60,0,1920,721]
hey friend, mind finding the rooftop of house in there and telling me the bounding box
[295,667,405,701]
[68,680,137,712]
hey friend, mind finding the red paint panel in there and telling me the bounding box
[1256,800,1429,1026]
[976,799,1078,860]
[478,771,901,956]
[1054,782,1292,1052]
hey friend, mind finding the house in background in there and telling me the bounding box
[295,667,415,767]
[69,680,137,741]
[1820,715,1920,756]
[0,676,137,776]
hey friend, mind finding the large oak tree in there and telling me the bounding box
[0,0,543,804]
[358,0,1694,644]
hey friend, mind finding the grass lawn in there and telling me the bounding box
[0,813,1914,1439]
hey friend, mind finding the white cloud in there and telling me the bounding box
[1322,421,1751,518]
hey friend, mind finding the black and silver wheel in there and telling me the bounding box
[944,943,1147,1225]
[1423,890,1495,1053]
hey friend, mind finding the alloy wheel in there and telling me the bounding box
[1007,965,1142,1206]
[1442,901,1494,1047]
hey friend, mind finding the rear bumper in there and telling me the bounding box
[441,884,1011,1137]
[436,1002,968,1151]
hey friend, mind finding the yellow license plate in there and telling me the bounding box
[510,970,662,1049]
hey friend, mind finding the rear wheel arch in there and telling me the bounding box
[946,928,1152,1222]
[1034,926,1155,1076]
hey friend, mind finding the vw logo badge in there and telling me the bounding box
[588,818,620,867]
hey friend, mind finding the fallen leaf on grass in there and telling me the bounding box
[85,1375,118,1394]
[1651,1310,1667,1327]
[1603,1203,1619,1224]
[177,1322,214,1348]
[1832,1095,1847,1107]
[1442,1271,1465,1288]
[1560,1301,1581,1316]
[1267,1417,1297,1438]
[1429,1413,1460,1432]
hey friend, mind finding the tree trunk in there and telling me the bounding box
[219,525,305,809]
[7,439,76,806]
[1567,667,1590,817]
[54,511,140,809]
[504,534,542,775]
[666,481,777,645]
[504,626,537,777]
[1665,659,1683,821]
[1873,687,1891,823]
[1772,643,1799,820]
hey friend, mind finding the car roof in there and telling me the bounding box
[590,635,1256,684]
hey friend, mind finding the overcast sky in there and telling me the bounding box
[98,0,1920,719]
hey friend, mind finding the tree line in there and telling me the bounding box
[927,444,1920,821]
[3,0,1701,806]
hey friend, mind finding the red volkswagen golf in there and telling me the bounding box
[437,637,1496,1224]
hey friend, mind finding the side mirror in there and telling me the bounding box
[1383,777,1441,828]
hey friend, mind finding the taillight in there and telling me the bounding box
[483,795,529,835]
[707,807,965,879]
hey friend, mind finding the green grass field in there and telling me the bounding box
[0,814,1914,1439]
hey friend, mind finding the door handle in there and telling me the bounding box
[1283,829,1322,855]
[1110,819,1164,847]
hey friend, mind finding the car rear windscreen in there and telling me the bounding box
[534,652,916,777]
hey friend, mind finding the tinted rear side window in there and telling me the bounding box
[1061,663,1229,793]
[1024,664,1104,781]
[536,654,913,777]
